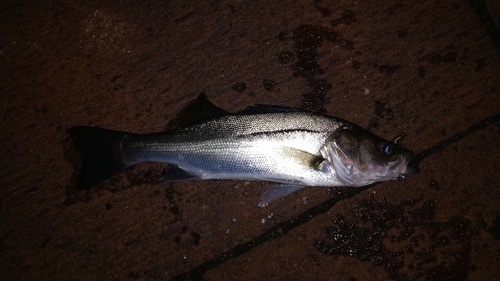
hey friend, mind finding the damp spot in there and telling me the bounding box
[420,47,458,65]
[368,100,394,130]
[277,51,295,64]
[344,40,355,50]
[110,74,122,82]
[292,24,340,78]
[378,64,401,74]
[262,79,276,91]
[279,24,355,112]
[315,197,481,280]
[232,82,246,93]
[368,118,379,130]
[414,124,428,135]
[331,9,357,27]
[278,31,289,41]
[165,186,183,221]
[314,4,331,16]
[442,51,458,62]
[163,224,200,248]
[326,186,352,197]
[191,231,201,246]
[301,79,332,112]
[159,221,187,240]
[105,202,113,210]
[351,61,361,69]
[119,165,164,189]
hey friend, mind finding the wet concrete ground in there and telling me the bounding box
[1,0,499,280]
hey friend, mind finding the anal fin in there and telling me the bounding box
[257,185,304,207]
[161,166,201,182]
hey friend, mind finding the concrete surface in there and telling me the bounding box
[1,0,499,280]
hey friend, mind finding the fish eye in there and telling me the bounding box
[379,142,393,155]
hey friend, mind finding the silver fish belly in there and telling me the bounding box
[70,95,418,207]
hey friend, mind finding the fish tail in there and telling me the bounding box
[69,126,129,189]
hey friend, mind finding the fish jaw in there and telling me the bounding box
[388,151,414,180]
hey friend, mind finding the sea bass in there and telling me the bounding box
[70,95,418,207]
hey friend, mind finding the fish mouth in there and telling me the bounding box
[403,151,420,176]
[392,151,420,180]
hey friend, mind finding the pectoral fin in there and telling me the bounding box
[257,185,304,207]
[282,147,326,170]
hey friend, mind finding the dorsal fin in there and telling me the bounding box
[185,94,230,125]
[239,104,307,115]
[167,94,230,130]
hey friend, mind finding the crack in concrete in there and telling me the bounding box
[468,0,500,49]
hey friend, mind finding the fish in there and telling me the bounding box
[70,95,419,207]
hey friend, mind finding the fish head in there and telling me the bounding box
[325,128,418,186]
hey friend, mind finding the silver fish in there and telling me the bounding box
[70,95,418,207]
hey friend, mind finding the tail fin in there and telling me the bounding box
[69,126,129,189]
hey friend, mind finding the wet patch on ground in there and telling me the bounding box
[277,24,347,112]
[315,197,480,280]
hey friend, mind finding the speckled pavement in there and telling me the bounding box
[1,1,499,280]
